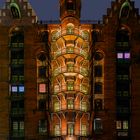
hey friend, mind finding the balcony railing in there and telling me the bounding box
[12,130,24,137]
[52,47,88,59]
[53,84,89,95]
[11,59,24,65]
[52,29,89,41]
[50,130,89,136]
[10,43,24,48]
[53,103,90,112]
[11,108,24,116]
[11,75,24,83]
[53,66,89,77]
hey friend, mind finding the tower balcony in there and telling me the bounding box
[53,66,89,77]
[52,28,89,41]
[53,84,89,95]
[52,47,88,60]
[52,102,90,113]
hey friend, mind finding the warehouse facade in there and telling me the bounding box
[0,0,140,140]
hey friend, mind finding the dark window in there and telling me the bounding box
[11,33,24,43]
[95,99,102,111]
[11,6,20,19]
[95,82,102,94]
[121,6,130,19]
[95,65,102,77]
[94,118,103,134]
[67,1,75,10]
[38,100,46,110]
[94,52,104,61]
[38,66,47,78]
[39,119,47,134]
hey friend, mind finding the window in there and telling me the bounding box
[67,82,74,91]
[117,52,130,59]
[94,118,103,133]
[66,23,74,34]
[11,85,24,93]
[38,66,47,78]
[12,120,24,136]
[95,82,102,94]
[11,6,20,19]
[95,65,102,77]
[68,123,74,135]
[39,119,47,134]
[116,120,129,130]
[95,99,102,111]
[67,1,75,10]
[94,52,104,61]
[54,102,60,112]
[81,124,87,136]
[39,84,46,93]
[67,99,74,109]
[54,124,60,136]
[38,99,46,110]
[81,102,87,111]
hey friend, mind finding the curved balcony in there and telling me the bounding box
[53,66,89,77]
[52,29,89,41]
[53,84,89,95]
[53,103,90,113]
[52,47,88,59]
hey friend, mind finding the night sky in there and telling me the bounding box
[0,0,140,20]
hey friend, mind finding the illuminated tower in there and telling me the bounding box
[49,0,92,139]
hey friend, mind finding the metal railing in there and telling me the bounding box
[53,103,90,112]
[51,28,89,41]
[11,108,24,116]
[11,59,24,65]
[53,84,89,95]
[52,47,88,59]
[53,66,89,77]
[10,43,24,48]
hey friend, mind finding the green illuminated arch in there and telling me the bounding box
[119,1,131,19]
[10,2,21,19]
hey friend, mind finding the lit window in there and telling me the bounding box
[81,124,87,136]
[117,53,123,59]
[12,86,18,92]
[68,123,74,135]
[39,84,46,93]
[81,102,87,111]
[12,121,24,133]
[19,85,24,92]
[67,99,74,109]
[54,102,60,112]
[123,121,128,130]
[124,52,130,59]
[39,119,47,134]
[116,121,122,129]
[55,124,60,136]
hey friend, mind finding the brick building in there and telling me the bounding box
[0,0,140,140]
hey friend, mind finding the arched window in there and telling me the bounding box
[66,0,75,10]
[10,2,21,19]
[66,23,74,34]
[82,30,89,40]
[119,1,131,20]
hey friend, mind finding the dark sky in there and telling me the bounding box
[0,0,140,20]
